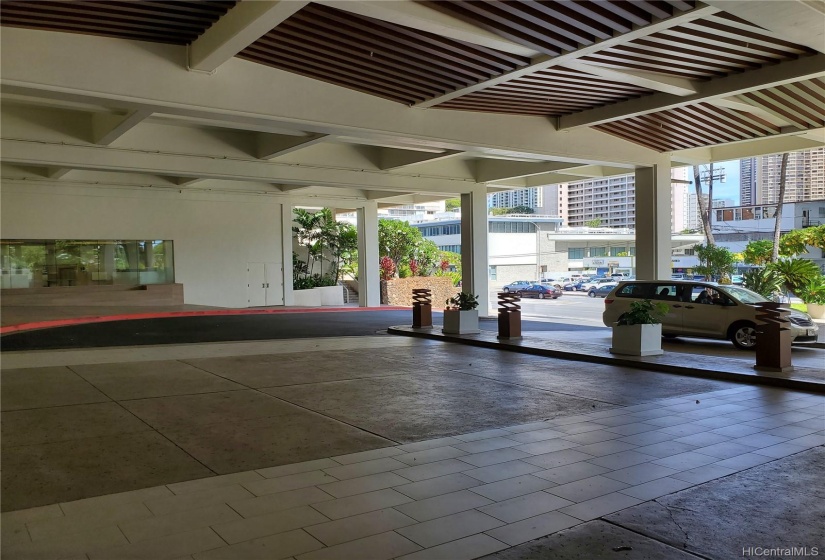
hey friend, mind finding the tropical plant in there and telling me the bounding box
[292,208,356,289]
[379,256,396,281]
[742,268,782,299]
[796,274,825,306]
[616,299,668,326]
[768,258,821,296]
[585,218,602,228]
[693,243,735,281]
[446,292,479,311]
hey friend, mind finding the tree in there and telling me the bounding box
[585,218,602,227]
[693,243,735,280]
[779,225,825,257]
[692,165,714,244]
[378,219,423,275]
[445,198,461,212]
[742,240,775,266]
[510,205,534,214]
[771,152,789,262]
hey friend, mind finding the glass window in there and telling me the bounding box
[1,239,174,289]
[489,265,497,280]
[653,284,680,301]
[591,247,607,257]
[568,248,584,259]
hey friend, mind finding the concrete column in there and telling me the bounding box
[635,162,672,280]
[461,186,490,316]
[281,203,294,306]
[357,201,380,307]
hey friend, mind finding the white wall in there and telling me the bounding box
[1,183,283,308]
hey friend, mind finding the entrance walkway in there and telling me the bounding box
[2,308,824,559]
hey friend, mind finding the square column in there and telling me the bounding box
[281,203,295,306]
[635,163,672,280]
[460,186,490,316]
[357,201,380,307]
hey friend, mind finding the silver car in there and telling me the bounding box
[602,280,819,350]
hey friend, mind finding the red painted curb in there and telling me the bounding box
[0,306,412,335]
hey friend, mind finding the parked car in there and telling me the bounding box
[518,283,562,299]
[588,283,617,298]
[731,275,744,285]
[502,281,533,293]
[602,280,819,350]
[564,281,586,291]
[582,277,617,291]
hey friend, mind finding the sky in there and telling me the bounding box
[687,159,742,205]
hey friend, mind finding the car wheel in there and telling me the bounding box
[503,287,510,293]
[538,293,544,299]
[588,291,596,298]
[729,321,757,350]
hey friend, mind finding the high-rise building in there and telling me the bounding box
[488,188,543,210]
[740,158,758,205]
[566,175,636,228]
[749,148,825,204]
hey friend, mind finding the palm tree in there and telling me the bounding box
[771,152,789,262]
[693,165,714,244]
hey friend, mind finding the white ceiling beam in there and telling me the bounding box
[415,4,720,108]
[256,133,328,160]
[188,0,309,73]
[708,96,792,127]
[91,109,153,145]
[561,61,698,96]
[476,160,587,183]
[379,148,463,171]
[703,0,825,54]
[174,177,206,186]
[0,138,486,195]
[46,167,73,179]
[558,53,825,129]
[708,130,825,161]
[313,0,538,57]
[273,184,313,192]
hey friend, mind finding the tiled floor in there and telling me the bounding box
[3,383,823,560]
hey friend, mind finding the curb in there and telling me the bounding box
[387,326,825,394]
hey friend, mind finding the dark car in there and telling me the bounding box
[563,281,585,291]
[518,284,561,299]
[588,283,617,298]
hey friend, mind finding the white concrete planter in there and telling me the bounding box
[318,285,344,306]
[610,323,663,356]
[806,303,825,319]
[442,309,480,334]
[292,288,322,307]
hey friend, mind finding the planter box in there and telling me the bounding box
[807,303,825,320]
[318,285,344,306]
[610,323,663,356]
[292,288,322,307]
[442,309,480,334]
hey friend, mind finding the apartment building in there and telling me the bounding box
[740,148,825,205]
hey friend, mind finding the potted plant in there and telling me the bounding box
[443,292,481,334]
[610,299,668,356]
[798,274,825,319]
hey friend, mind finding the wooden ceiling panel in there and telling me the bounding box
[238,3,530,106]
[0,1,236,44]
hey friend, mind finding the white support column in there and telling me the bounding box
[281,203,294,306]
[460,186,490,316]
[635,162,673,280]
[357,202,380,307]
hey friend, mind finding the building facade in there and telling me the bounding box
[740,148,825,205]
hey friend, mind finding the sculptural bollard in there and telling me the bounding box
[753,302,793,373]
[498,292,521,339]
[412,288,433,329]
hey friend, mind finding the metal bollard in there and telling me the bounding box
[497,292,522,339]
[412,288,433,329]
[753,302,793,372]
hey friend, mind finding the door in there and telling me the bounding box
[264,262,283,306]
[248,262,283,307]
[247,263,266,307]
[681,284,733,337]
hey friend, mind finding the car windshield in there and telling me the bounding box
[721,285,769,304]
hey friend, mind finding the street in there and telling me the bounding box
[488,289,608,328]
